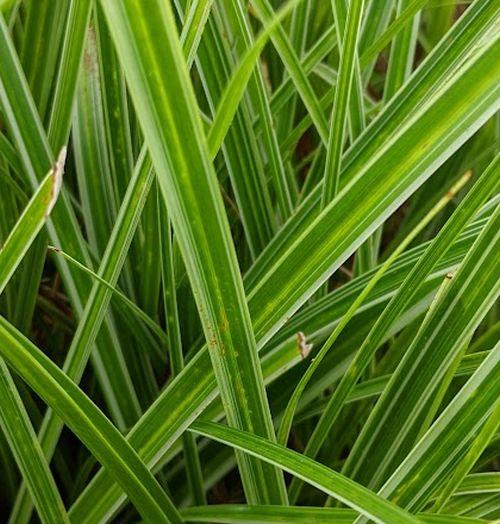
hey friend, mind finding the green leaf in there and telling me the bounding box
[288,157,499,501]
[159,200,205,506]
[0,149,64,294]
[10,149,156,524]
[251,0,329,144]
[180,0,213,67]
[191,421,422,524]
[0,149,67,524]
[345,206,500,492]
[321,0,364,205]
[371,342,500,516]
[0,316,182,523]
[174,0,278,257]
[46,0,93,150]
[0,361,68,524]
[68,4,500,518]
[181,505,486,524]
[99,0,287,505]
[432,403,500,511]
[0,8,142,430]
[278,172,472,447]
[183,505,358,523]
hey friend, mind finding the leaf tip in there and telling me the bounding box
[297,331,313,359]
[46,146,67,217]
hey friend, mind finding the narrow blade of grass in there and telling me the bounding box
[100,0,287,505]
[0,316,182,523]
[191,421,422,524]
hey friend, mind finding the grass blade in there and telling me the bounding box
[0,150,64,294]
[0,149,67,524]
[288,157,499,501]
[0,10,142,429]
[100,0,287,505]
[344,204,500,490]
[191,421,422,524]
[279,172,472,449]
[432,403,500,512]
[0,361,68,524]
[159,201,206,506]
[67,10,500,518]
[0,316,182,523]
[372,342,500,515]
[321,0,364,205]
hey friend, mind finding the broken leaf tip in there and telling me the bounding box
[297,331,313,359]
[46,146,67,217]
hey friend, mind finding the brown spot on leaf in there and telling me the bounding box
[297,331,313,359]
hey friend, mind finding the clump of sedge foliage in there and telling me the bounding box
[0,0,498,523]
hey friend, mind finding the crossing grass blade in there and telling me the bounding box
[0,316,182,524]
[67,4,500,518]
[321,0,364,206]
[343,205,500,491]
[0,1,498,522]
[0,361,69,524]
[0,147,67,524]
[0,149,64,294]
[0,10,142,430]
[431,402,500,512]
[191,421,423,524]
[278,171,472,449]
[99,0,287,505]
[367,342,500,518]
[207,0,301,162]
[287,156,499,501]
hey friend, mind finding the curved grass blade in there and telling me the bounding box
[181,0,213,67]
[207,0,301,158]
[0,361,68,524]
[72,28,118,257]
[432,402,500,512]
[287,157,499,501]
[383,0,420,102]
[0,148,65,295]
[344,204,500,491]
[100,0,287,505]
[191,421,422,524]
[279,172,471,448]
[47,244,166,344]
[175,0,277,258]
[208,0,299,220]
[261,25,336,129]
[369,343,500,517]
[0,316,182,523]
[293,351,490,424]
[183,505,358,523]
[452,473,500,497]
[46,0,92,151]
[0,149,67,524]
[251,0,329,144]
[19,0,68,123]
[10,148,154,524]
[0,8,141,431]
[67,13,500,520]
[159,200,206,506]
[359,0,430,69]
[358,0,394,83]
[181,504,485,524]
[332,0,366,142]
